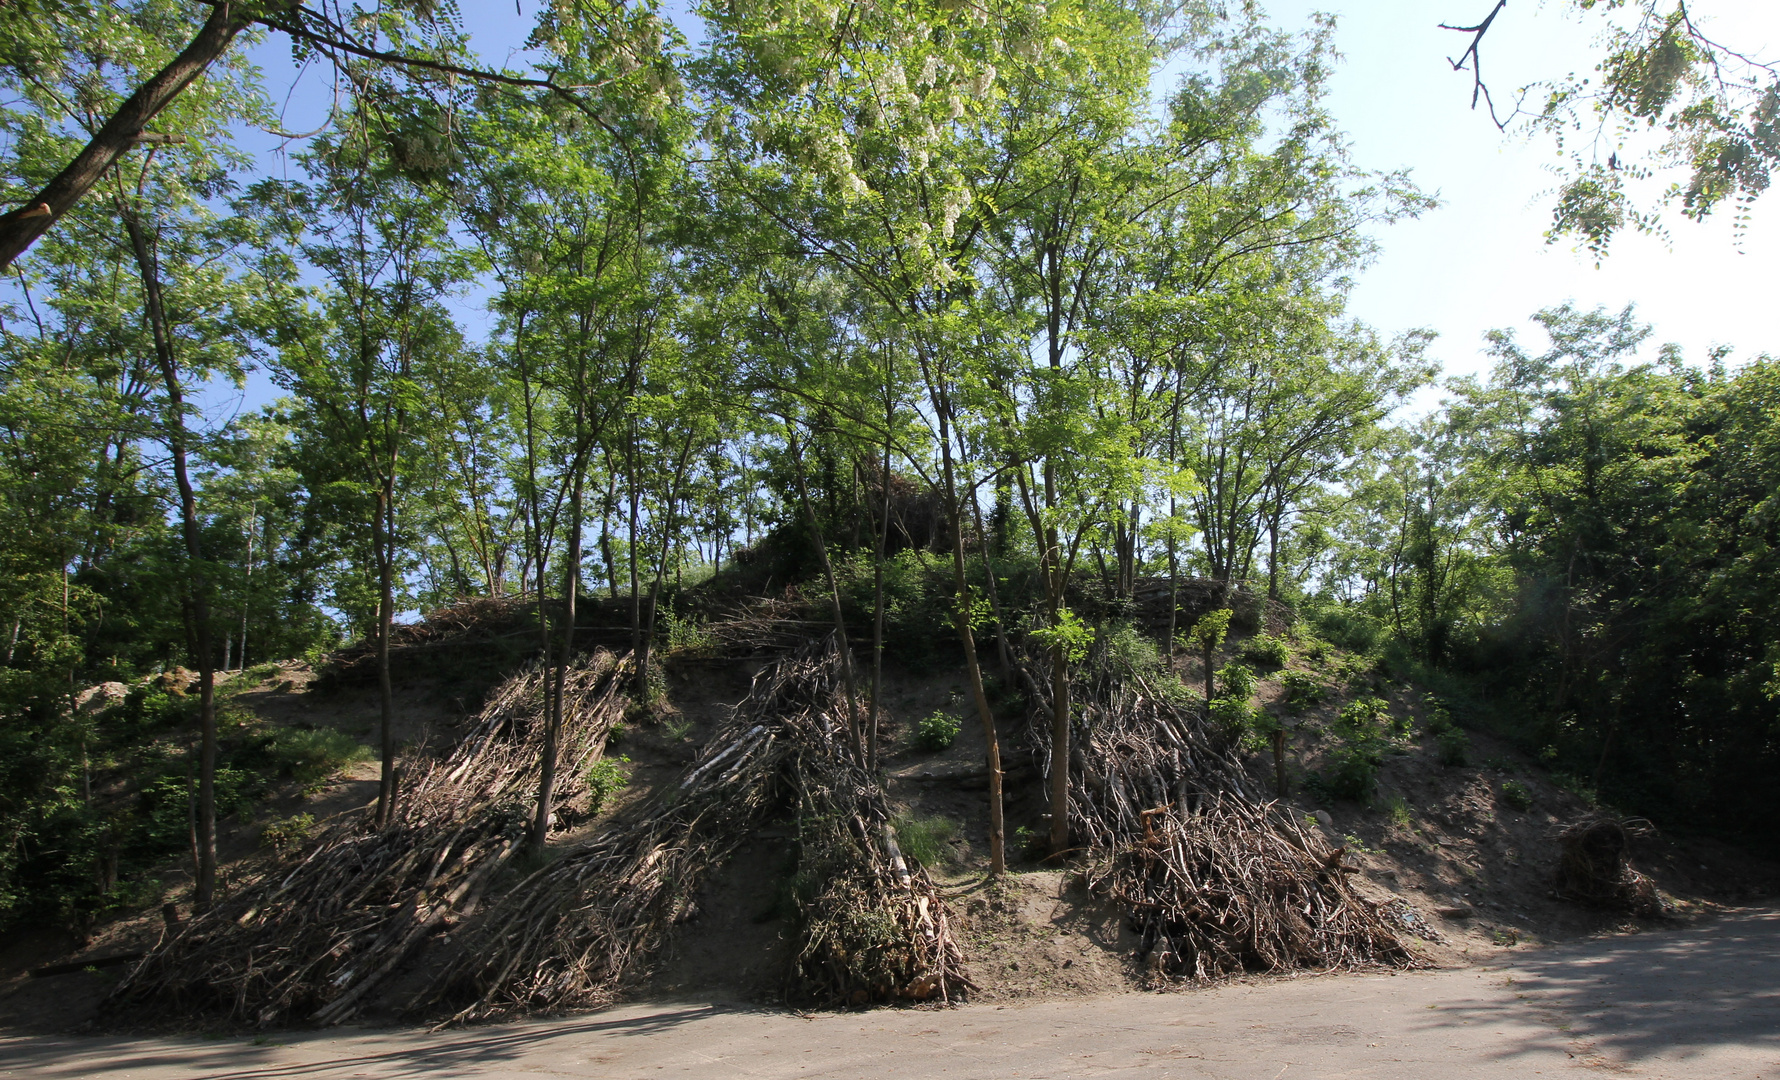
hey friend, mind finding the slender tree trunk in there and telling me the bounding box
[869,428,892,774]
[1165,504,1180,659]
[372,476,399,827]
[532,456,586,856]
[787,425,864,761]
[628,424,645,694]
[238,513,254,670]
[124,209,217,908]
[967,492,1016,687]
[1272,727,1287,795]
[934,400,1005,875]
[601,474,619,600]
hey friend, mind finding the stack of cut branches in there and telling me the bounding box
[416,636,968,1023]
[701,596,830,657]
[1555,815,1669,917]
[780,681,970,1006]
[1025,647,1416,981]
[110,650,632,1026]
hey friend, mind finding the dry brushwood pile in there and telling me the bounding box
[414,636,967,1024]
[110,650,633,1026]
[1025,646,1417,981]
[1556,815,1671,918]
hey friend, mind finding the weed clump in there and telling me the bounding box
[261,814,317,856]
[1500,779,1533,812]
[1423,695,1470,767]
[1281,670,1325,713]
[1240,633,1292,668]
[585,756,630,814]
[915,711,961,752]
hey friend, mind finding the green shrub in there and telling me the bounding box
[1104,623,1163,677]
[916,711,961,752]
[1307,603,1382,654]
[1334,697,1391,740]
[141,767,263,853]
[1435,726,1471,767]
[1500,779,1533,812]
[1551,771,1599,806]
[1281,670,1325,713]
[261,813,317,856]
[1240,633,1292,668]
[660,604,716,656]
[1210,662,1260,742]
[258,727,373,791]
[891,814,958,867]
[1324,742,1382,802]
[585,756,630,814]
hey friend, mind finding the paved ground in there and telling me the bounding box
[4,908,1776,1080]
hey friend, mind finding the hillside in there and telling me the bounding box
[4,597,1771,1033]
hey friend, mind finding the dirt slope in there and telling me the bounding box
[4,633,1776,1033]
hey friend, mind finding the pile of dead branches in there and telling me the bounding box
[110,650,632,1027]
[416,637,967,1023]
[700,595,831,657]
[1026,647,1416,981]
[1555,815,1669,917]
[780,683,970,1005]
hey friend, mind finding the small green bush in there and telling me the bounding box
[892,814,958,867]
[261,813,317,856]
[1240,633,1292,668]
[1281,670,1325,713]
[1421,693,1470,766]
[660,604,716,656]
[1210,662,1261,743]
[1307,603,1382,654]
[1435,726,1470,767]
[916,711,961,752]
[1324,742,1382,802]
[1334,697,1391,740]
[585,756,631,814]
[1500,779,1533,812]
[260,727,373,791]
[1551,771,1599,806]
[1103,623,1163,676]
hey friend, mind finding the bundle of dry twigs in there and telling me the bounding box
[110,650,632,1026]
[1555,815,1669,917]
[780,676,970,1006]
[416,637,967,1023]
[1025,644,1416,981]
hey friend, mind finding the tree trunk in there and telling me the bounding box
[532,458,585,856]
[628,424,645,694]
[934,400,1005,875]
[124,209,217,907]
[372,477,398,827]
[968,492,1016,687]
[787,426,864,762]
[869,428,892,774]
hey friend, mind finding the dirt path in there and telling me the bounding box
[5,909,1776,1080]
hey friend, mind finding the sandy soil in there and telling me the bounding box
[6,907,1776,1079]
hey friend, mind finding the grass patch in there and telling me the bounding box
[891,814,958,868]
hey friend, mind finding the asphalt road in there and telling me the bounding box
[5,908,1776,1080]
